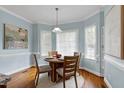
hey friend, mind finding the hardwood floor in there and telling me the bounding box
[7,67,107,88]
[7,67,36,88]
[79,69,107,88]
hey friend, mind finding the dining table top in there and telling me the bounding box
[44,58,64,63]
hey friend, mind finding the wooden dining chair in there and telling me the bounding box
[74,52,81,72]
[56,56,79,88]
[34,54,52,87]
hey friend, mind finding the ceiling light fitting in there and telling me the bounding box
[52,8,62,33]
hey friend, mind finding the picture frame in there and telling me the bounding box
[3,24,28,49]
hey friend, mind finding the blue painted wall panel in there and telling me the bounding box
[0,10,33,74]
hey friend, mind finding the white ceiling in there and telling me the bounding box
[0,5,103,25]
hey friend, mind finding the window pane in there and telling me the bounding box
[56,30,78,56]
[85,25,96,60]
[41,31,52,56]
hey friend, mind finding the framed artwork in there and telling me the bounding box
[4,24,28,49]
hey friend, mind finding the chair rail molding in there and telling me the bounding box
[0,52,31,57]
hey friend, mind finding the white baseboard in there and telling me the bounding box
[80,67,103,77]
[104,77,112,88]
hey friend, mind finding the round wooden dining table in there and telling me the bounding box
[44,58,64,82]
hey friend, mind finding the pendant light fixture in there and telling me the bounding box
[52,8,62,33]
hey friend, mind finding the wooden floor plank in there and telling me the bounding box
[79,69,107,88]
[6,67,107,88]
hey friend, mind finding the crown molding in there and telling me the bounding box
[0,6,33,24]
[80,9,101,22]
[0,6,102,25]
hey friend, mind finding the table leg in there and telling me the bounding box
[49,62,63,82]
[50,63,56,82]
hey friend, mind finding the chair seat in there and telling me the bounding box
[39,65,52,73]
[56,68,79,77]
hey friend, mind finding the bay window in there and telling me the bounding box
[56,29,79,56]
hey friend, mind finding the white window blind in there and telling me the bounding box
[84,25,96,60]
[40,31,52,56]
[56,29,78,56]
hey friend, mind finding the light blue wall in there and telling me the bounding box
[32,24,38,53]
[104,5,124,87]
[0,10,33,74]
